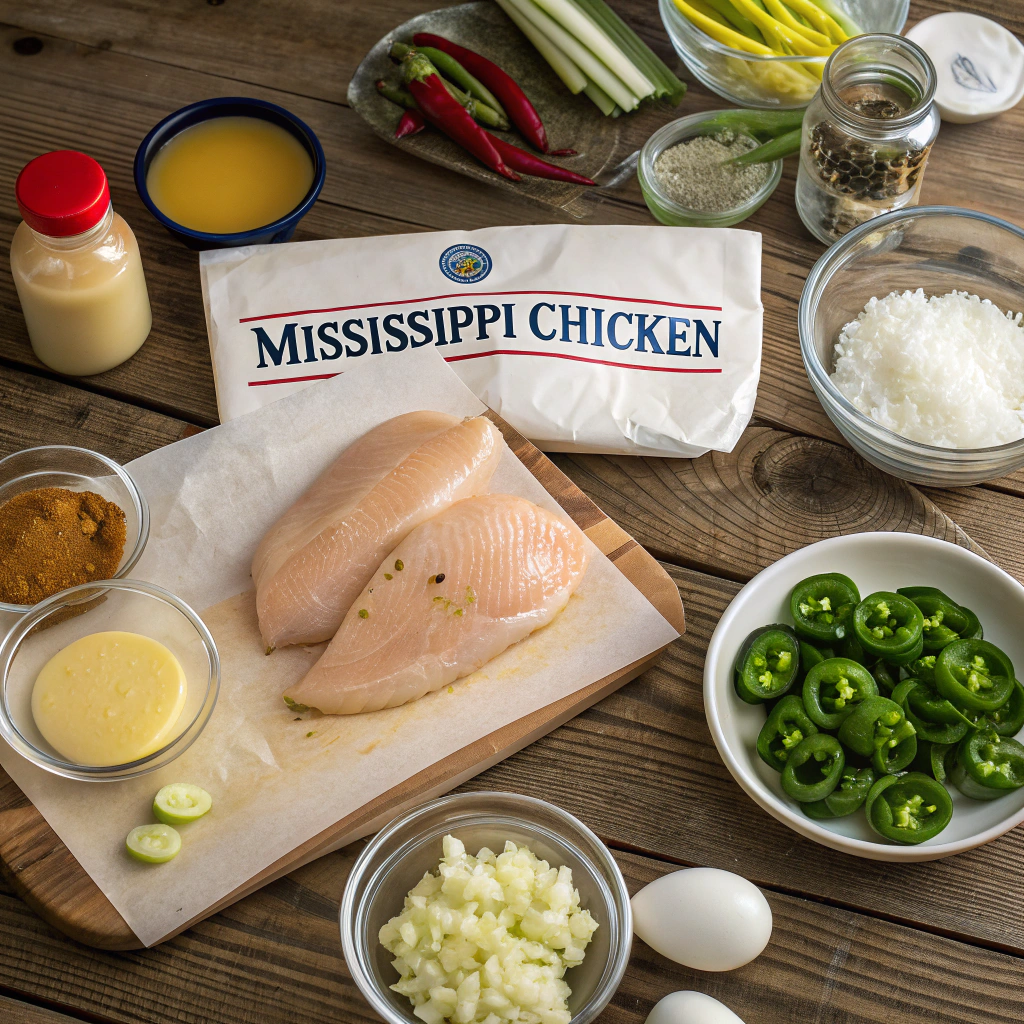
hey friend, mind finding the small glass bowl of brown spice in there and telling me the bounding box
[0,446,149,616]
[638,111,783,228]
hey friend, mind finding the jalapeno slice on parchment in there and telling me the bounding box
[734,624,800,704]
[802,658,877,730]
[935,639,1015,713]
[853,592,925,664]
[756,695,818,773]
[789,574,860,644]
[838,696,917,775]
[781,733,845,803]
[865,772,952,844]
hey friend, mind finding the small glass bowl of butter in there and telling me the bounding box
[0,580,219,782]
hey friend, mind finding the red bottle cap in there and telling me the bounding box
[15,150,111,237]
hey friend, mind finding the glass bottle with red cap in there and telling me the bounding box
[10,150,152,376]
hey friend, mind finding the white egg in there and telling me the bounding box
[646,991,747,1024]
[631,867,772,971]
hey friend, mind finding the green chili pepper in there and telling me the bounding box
[756,695,818,772]
[802,766,875,819]
[789,573,860,645]
[903,676,973,727]
[734,625,800,704]
[869,659,898,697]
[802,658,877,730]
[853,592,925,664]
[894,678,969,745]
[798,641,826,681]
[838,696,917,775]
[910,740,955,783]
[836,633,867,665]
[987,679,1024,737]
[898,587,982,648]
[865,772,953,844]
[780,733,845,803]
[950,728,1024,800]
[935,639,1015,713]
[897,588,980,653]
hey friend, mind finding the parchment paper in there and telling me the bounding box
[0,347,678,947]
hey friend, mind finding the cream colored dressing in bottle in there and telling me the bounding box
[10,150,152,376]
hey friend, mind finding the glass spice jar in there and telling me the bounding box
[795,34,940,246]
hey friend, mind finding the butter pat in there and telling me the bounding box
[32,631,187,766]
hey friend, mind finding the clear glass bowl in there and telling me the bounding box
[340,792,632,1024]
[0,446,149,615]
[659,0,910,109]
[799,206,1024,487]
[0,579,220,781]
[638,110,783,227]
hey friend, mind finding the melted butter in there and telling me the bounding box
[31,630,187,766]
[145,116,314,233]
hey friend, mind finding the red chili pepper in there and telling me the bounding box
[403,52,519,180]
[413,32,551,153]
[394,108,426,140]
[487,135,595,185]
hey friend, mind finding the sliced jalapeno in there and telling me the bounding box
[838,695,917,775]
[734,625,800,704]
[950,728,1024,800]
[869,660,898,697]
[935,639,1015,713]
[895,679,969,745]
[903,676,973,727]
[911,740,955,783]
[781,733,845,803]
[836,634,867,665]
[756,695,818,772]
[865,772,953,844]
[790,574,860,645]
[802,658,878,730]
[987,679,1024,737]
[802,766,875,819]
[798,641,826,682]
[853,592,925,664]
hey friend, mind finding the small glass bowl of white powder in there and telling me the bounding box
[800,205,1024,486]
[638,111,783,227]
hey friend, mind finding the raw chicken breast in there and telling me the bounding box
[254,412,502,648]
[283,494,590,715]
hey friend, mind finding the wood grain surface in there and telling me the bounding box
[0,0,1023,1019]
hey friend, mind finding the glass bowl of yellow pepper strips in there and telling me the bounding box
[659,0,909,108]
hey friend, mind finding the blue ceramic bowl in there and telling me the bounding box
[134,96,326,250]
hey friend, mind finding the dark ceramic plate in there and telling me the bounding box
[348,1,682,217]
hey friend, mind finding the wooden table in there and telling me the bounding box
[1,1,1023,1021]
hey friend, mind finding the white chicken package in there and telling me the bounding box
[200,223,763,457]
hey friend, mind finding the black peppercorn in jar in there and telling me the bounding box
[796,34,941,245]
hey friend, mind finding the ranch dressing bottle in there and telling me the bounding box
[10,150,152,376]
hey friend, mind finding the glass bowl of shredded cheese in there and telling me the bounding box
[340,791,631,1024]
[799,206,1024,487]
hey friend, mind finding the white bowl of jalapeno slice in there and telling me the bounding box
[704,531,1024,862]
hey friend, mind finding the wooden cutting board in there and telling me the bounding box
[0,412,685,950]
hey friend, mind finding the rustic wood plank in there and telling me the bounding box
[551,428,980,585]
[0,994,87,1024]
[1,836,1022,1024]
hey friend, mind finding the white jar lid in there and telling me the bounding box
[906,12,1024,123]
